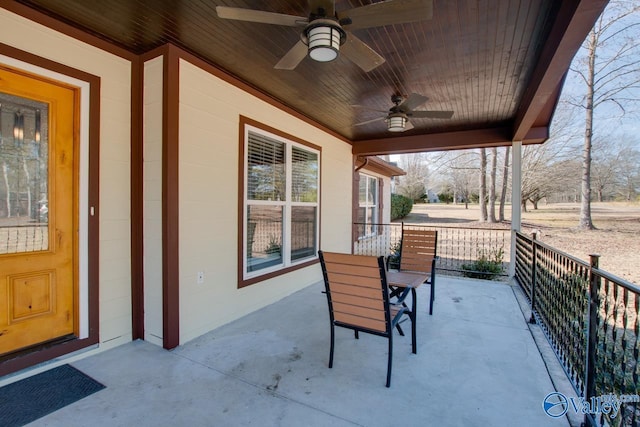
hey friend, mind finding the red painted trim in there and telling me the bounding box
[162,45,180,349]
[0,44,101,376]
[355,156,405,177]
[239,259,319,289]
[377,178,384,231]
[351,156,359,252]
[240,115,322,152]
[237,117,245,290]
[352,126,529,156]
[237,115,321,289]
[87,61,101,347]
[130,56,144,340]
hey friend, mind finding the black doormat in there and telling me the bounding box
[0,364,105,427]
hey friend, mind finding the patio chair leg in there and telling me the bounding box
[329,324,335,368]
[411,288,417,354]
[429,281,435,315]
[395,323,405,336]
[386,335,393,388]
[354,330,359,339]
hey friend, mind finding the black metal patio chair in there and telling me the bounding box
[318,250,416,387]
[387,228,438,315]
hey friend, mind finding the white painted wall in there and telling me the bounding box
[178,59,352,343]
[0,8,133,354]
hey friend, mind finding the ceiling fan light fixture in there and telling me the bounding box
[387,113,407,132]
[305,20,345,62]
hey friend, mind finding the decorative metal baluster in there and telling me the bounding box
[611,282,621,393]
[621,287,629,393]
[633,293,640,426]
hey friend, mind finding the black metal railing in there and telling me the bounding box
[353,222,510,280]
[515,232,640,427]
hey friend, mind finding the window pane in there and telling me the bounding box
[291,206,316,261]
[0,94,49,254]
[359,175,366,204]
[356,207,366,238]
[247,132,286,201]
[369,177,378,205]
[365,207,375,235]
[291,147,318,202]
[247,205,283,272]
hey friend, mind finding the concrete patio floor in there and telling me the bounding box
[25,276,572,426]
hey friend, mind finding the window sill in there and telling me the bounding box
[238,257,318,289]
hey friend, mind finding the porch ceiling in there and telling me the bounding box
[10,0,608,155]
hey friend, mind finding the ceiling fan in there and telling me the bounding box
[216,0,433,72]
[354,93,454,132]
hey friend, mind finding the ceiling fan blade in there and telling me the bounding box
[409,110,455,119]
[341,32,386,72]
[399,93,428,112]
[339,0,433,31]
[216,6,307,27]
[405,120,415,131]
[354,117,385,127]
[274,40,308,70]
[351,105,389,113]
[308,0,335,17]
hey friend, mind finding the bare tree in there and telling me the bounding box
[567,1,640,228]
[520,142,576,211]
[489,147,498,222]
[615,144,640,200]
[479,148,488,221]
[429,150,478,207]
[396,154,429,202]
[591,138,624,201]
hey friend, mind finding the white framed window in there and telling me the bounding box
[240,118,320,286]
[358,173,379,238]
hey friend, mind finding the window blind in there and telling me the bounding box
[247,132,285,201]
[291,146,318,202]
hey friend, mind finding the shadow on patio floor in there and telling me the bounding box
[29,277,569,427]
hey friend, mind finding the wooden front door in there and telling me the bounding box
[0,65,78,355]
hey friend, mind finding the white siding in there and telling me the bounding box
[178,59,352,343]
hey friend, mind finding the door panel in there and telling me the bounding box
[0,65,77,355]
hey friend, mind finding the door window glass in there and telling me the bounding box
[0,93,49,254]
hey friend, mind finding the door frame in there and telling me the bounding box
[0,44,100,376]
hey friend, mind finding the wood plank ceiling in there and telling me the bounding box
[10,0,608,155]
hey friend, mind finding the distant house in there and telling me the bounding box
[426,189,439,203]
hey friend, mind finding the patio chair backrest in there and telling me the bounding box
[319,251,390,333]
[399,228,437,273]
